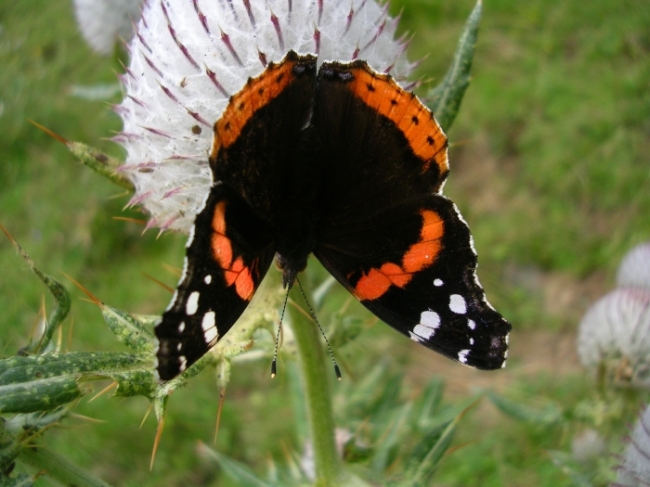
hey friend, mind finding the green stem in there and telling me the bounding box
[287,281,341,487]
[19,446,114,487]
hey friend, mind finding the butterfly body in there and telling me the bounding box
[154,51,511,381]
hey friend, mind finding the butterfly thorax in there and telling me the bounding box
[273,205,318,289]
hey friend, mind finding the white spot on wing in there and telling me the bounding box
[434,278,443,287]
[421,311,441,328]
[186,291,200,316]
[413,324,435,339]
[458,349,470,364]
[204,274,212,284]
[176,342,182,351]
[449,294,467,314]
[468,319,476,330]
[202,311,218,343]
[409,331,423,343]
[178,355,187,372]
[413,311,441,340]
[469,338,474,345]
[178,321,185,333]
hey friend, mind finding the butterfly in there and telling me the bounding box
[154,51,511,381]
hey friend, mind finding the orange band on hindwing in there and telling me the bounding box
[210,201,255,300]
[345,66,449,175]
[353,210,444,301]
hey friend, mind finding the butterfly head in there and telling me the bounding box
[275,253,307,289]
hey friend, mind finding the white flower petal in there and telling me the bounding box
[616,405,650,486]
[74,0,144,55]
[577,288,650,388]
[617,242,650,290]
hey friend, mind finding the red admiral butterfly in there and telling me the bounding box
[154,51,511,381]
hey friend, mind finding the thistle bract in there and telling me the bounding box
[577,288,650,388]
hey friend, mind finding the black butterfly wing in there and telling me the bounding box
[315,195,510,369]
[155,52,318,380]
[311,61,510,369]
[155,185,276,380]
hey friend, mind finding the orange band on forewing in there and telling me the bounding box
[210,201,255,301]
[346,66,448,174]
[212,60,298,155]
[353,209,445,301]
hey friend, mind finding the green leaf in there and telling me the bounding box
[487,391,563,426]
[2,232,70,354]
[402,419,456,486]
[18,447,114,487]
[101,305,155,352]
[371,402,412,473]
[0,376,84,414]
[426,0,482,132]
[409,378,445,430]
[198,443,276,487]
[0,473,36,487]
[0,352,152,413]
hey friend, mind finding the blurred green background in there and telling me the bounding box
[1,0,649,485]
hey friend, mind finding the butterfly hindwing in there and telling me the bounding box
[315,194,510,369]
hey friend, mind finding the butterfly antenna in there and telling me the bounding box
[296,277,342,381]
[271,287,290,378]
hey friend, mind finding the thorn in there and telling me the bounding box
[28,120,69,144]
[142,53,165,78]
[62,272,103,308]
[150,417,165,470]
[55,313,63,352]
[0,222,17,244]
[213,388,226,444]
[205,66,230,97]
[142,217,159,235]
[257,48,268,67]
[141,272,175,293]
[242,0,256,27]
[69,412,107,424]
[89,382,118,402]
[162,262,183,278]
[313,27,321,55]
[219,26,244,66]
[67,318,74,352]
[344,5,354,35]
[270,11,285,51]
[112,216,147,225]
[140,404,153,429]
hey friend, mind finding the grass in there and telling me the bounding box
[1,0,650,485]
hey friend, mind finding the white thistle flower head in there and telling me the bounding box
[616,405,650,486]
[617,242,650,290]
[74,0,144,55]
[577,288,650,388]
[116,0,415,233]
